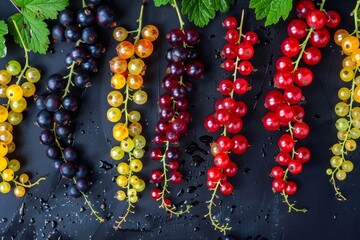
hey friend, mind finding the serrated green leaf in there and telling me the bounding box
[213,0,234,13]
[8,13,50,54]
[0,21,8,58]
[265,0,292,26]
[182,0,216,28]
[14,0,69,20]
[249,0,292,26]
[154,0,172,7]
[249,0,271,20]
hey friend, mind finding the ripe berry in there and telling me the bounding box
[272,178,286,192]
[150,169,163,183]
[262,112,280,131]
[302,47,321,66]
[292,122,310,139]
[280,37,300,57]
[150,188,162,200]
[58,9,74,27]
[170,171,182,184]
[296,0,315,18]
[287,19,307,39]
[225,29,239,43]
[288,160,303,174]
[243,31,258,45]
[294,67,313,87]
[223,16,237,29]
[224,161,238,177]
[237,61,253,76]
[231,135,248,154]
[310,28,330,48]
[216,136,233,152]
[150,148,162,161]
[271,166,284,179]
[220,181,233,195]
[275,152,292,166]
[185,29,200,46]
[207,166,222,181]
[295,147,311,163]
[275,56,294,72]
[306,10,327,30]
[326,11,341,28]
[278,134,294,153]
[283,86,303,105]
[214,152,230,169]
[204,115,221,133]
[76,7,95,27]
[273,71,295,89]
[285,181,297,195]
[96,5,116,28]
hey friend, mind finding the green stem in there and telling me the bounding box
[133,1,145,44]
[9,0,23,14]
[171,0,185,31]
[292,28,314,73]
[12,177,46,188]
[205,180,232,235]
[353,1,360,39]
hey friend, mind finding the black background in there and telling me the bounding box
[0,0,359,239]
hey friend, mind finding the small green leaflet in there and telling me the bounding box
[154,0,172,7]
[0,21,8,58]
[13,0,69,20]
[8,13,50,54]
[249,0,292,26]
[154,0,233,27]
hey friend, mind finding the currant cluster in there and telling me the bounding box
[327,3,360,200]
[0,59,44,197]
[149,1,204,215]
[262,0,340,211]
[203,13,256,234]
[106,3,158,229]
[52,1,115,74]
[34,0,115,222]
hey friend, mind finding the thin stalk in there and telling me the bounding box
[9,0,23,14]
[171,0,185,31]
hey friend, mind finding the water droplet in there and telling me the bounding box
[99,160,113,170]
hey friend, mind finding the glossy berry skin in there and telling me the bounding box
[62,95,79,112]
[276,104,295,124]
[76,8,95,27]
[285,181,297,195]
[88,43,105,58]
[36,109,53,129]
[186,60,205,79]
[271,166,284,179]
[185,29,200,46]
[70,46,87,63]
[52,24,66,43]
[64,25,81,42]
[288,160,303,174]
[224,162,238,177]
[225,29,239,43]
[68,185,81,198]
[46,145,61,159]
[283,86,303,105]
[262,112,280,131]
[170,171,182,184]
[302,47,321,65]
[76,164,89,178]
[149,148,162,161]
[204,115,221,133]
[276,152,292,166]
[207,166,222,181]
[60,162,77,178]
[292,122,310,139]
[272,178,286,192]
[216,136,233,152]
[74,72,91,88]
[236,42,254,60]
[150,188,162,200]
[82,57,98,73]
[231,135,248,154]
[47,74,64,93]
[273,71,294,89]
[278,134,294,153]
[35,95,46,110]
[264,90,285,112]
[223,16,237,29]
[56,125,72,139]
[306,10,327,30]
[237,61,253,76]
[275,56,294,72]
[81,27,98,44]
[287,19,307,39]
[39,130,55,146]
[166,29,184,46]
[281,37,300,57]
[150,169,163,183]
[294,67,313,87]
[96,5,116,28]
[310,28,330,48]
[45,94,61,112]
[326,11,341,28]
[214,152,230,169]
[295,147,311,163]
[296,0,315,18]
[220,181,233,195]
[166,147,181,162]
[63,146,78,162]
[218,79,233,95]
[54,109,72,126]
[76,178,90,192]
[243,31,258,45]
[58,9,74,27]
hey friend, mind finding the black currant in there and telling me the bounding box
[88,43,106,58]
[70,46,87,64]
[185,29,200,46]
[63,146,78,162]
[96,5,116,28]
[35,95,47,110]
[171,47,188,63]
[81,27,98,44]
[51,24,65,43]
[74,72,91,88]
[64,25,81,42]
[46,145,61,160]
[166,62,184,77]
[82,57,98,73]
[76,164,89,178]
[36,109,53,129]
[39,129,55,146]
[76,7,95,27]
[58,9,74,27]
[62,95,79,112]
[76,178,90,192]
[56,125,72,139]
[186,60,205,79]
[45,94,61,112]
[47,74,65,93]
[54,160,63,171]
[166,29,184,46]
[85,0,103,8]
[65,54,74,67]
[60,162,77,178]
[68,185,82,198]
[54,109,72,126]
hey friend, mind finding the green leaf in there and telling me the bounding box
[8,13,50,54]
[154,0,172,7]
[182,0,216,28]
[213,0,234,13]
[0,21,8,58]
[14,0,69,20]
[249,0,292,26]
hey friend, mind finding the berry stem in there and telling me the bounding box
[205,180,232,235]
[12,177,46,188]
[133,1,145,45]
[291,28,314,73]
[5,20,30,109]
[353,1,360,38]
[171,0,185,32]
[159,141,192,216]
[62,41,82,98]
[8,0,23,15]
[82,0,86,8]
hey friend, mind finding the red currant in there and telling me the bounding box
[287,19,307,39]
[285,181,297,195]
[276,151,292,166]
[236,42,254,60]
[283,86,303,104]
[273,71,295,89]
[272,178,286,192]
[262,112,280,131]
[224,161,238,177]
[270,166,284,179]
[293,122,310,139]
[169,161,179,171]
[204,115,221,133]
[207,180,217,189]
[275,56,294,72]
[276,104,295,123]
[149,148,162,161]
[170,171,182,184]
[223,16,237,29]
[237,61,253,76]
[295,147,311,163]
[222,43,237,59]
[326,11,341,28]
[264,90,285,111]
[278,134,294,153]
[231,135,248,154]
[225,29,239,43]
[243,31,258,45]
[150,169,164,183]
[226,115,243,134]
[233,101,247,117]
[207,166,222,181]
[216,136,234,152]
[220,181,233,195]
[281,37,300,57]
[296,0,315,18]
[294,67,313,87]
[214,152,230,169]
[216,109,231,125]
[222,58,235,71]
[302,47,321,66]
[288,160,303,174]
[293,105,305,121]
[306,10,327,30]
[233,78,249,95]
[310,28,330,48]
[150,188,162,200]
[218,79,233,95]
